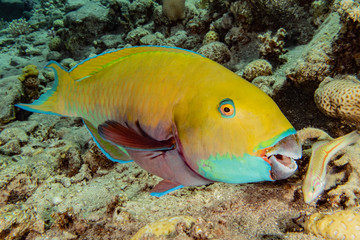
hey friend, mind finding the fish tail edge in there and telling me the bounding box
[16,61,72,116]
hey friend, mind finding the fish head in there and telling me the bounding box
[302,174,325,204]
[173,75,302,184]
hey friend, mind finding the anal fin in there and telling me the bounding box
[150,180,184,197]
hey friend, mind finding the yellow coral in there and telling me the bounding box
[305,210,360,239]
[18,65,39,82]
[131,215,195,240]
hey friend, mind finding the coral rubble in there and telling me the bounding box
[0,203,44,240]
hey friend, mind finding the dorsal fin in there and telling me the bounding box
[69,46,204,81]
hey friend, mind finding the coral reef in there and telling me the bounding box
[305,210,360,239]
[314,75,360,124]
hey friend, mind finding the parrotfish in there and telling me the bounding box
[16,46,302,197]
[302,131,360,204]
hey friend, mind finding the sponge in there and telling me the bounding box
[162,0,186,21]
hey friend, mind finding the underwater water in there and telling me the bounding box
[0,0,360,239]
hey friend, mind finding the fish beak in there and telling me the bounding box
[266,134,302,180]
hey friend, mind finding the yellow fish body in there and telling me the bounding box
[17,46,301,196]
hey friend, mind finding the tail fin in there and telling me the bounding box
[16,61,73,116]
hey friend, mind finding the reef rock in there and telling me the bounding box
[0,76,22,124]
[286,13,342,91]
[0,203,44,240]
[131,215,195,240]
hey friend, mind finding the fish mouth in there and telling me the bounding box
[263,134,302,180]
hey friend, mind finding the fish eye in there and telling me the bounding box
[219,99,235,118]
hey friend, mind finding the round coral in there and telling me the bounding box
[203,30,219,45]
[314,75,360,123]
[197,41,231,64]
[305,210,360,239]
[242,59,272,81]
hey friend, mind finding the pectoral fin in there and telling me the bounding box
[83,119,132,163]
[98,120,175,151]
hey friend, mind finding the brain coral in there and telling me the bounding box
[242,59,272,82]
[314,75,360,123]
[197,41,231,64]
[202,30,219,45]
[305,210,360,239]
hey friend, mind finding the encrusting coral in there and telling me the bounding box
[314,75,360,124]
[305,210,360,239]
